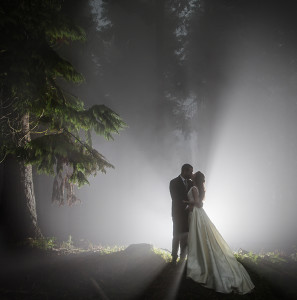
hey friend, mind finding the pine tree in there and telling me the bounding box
[95,0,195,135]
[0,0,125,241]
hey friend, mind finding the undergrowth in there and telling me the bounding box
[25,236,126,255]
[234,248,297,264]
[17,238,297,299]
[25,237,297,265]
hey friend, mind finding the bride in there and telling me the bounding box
[184,171,255,294]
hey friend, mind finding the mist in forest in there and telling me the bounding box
[34,0,297,252]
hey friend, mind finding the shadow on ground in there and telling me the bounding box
[0,244,295,299]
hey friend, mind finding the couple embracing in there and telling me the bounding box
[169,164,255,295]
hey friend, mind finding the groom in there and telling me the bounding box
[169,163,193,264]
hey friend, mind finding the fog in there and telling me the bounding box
[35,0,297,253]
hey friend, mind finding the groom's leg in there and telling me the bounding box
[172,219,179,263]
[179,231,188,262]
[172,234,179,263]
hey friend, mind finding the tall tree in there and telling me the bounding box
[93,0,198,135]
[0,0,125,243]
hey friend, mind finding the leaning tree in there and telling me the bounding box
[0,0,125,242]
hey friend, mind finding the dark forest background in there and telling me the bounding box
[1,0,297,252]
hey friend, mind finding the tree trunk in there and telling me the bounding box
[19,113,42,238]
[0,113,42,246]
[153,0,168,144]
[19,160,42,239]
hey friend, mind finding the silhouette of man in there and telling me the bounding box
[169,163,193,264]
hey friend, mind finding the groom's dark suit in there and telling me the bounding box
[169,175,193,262]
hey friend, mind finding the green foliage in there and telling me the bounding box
[153,247,172,263]
[26,237,56,250]
[235,249,289,265]
[235,249,297,299]
[60,235,74,250]
[234,251,261,264]
[0,0,126,205]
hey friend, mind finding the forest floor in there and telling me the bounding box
[1,241,297,300]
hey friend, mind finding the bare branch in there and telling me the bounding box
[0,151,8,164]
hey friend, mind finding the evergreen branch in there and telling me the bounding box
[48,77,67,106]
[31,129,50,135]
[63,128,98,159]
[1,0,125,201]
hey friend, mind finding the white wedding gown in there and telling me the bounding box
[187,186,255,294]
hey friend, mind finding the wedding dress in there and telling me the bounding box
[187,186,255,294]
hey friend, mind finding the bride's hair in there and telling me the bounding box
[194,171,205,201]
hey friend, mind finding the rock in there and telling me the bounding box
[124,243,153,257]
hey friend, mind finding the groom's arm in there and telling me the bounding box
[170,179,187,216]
[170,180,179,217]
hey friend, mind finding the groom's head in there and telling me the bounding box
[181,164,193,179]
